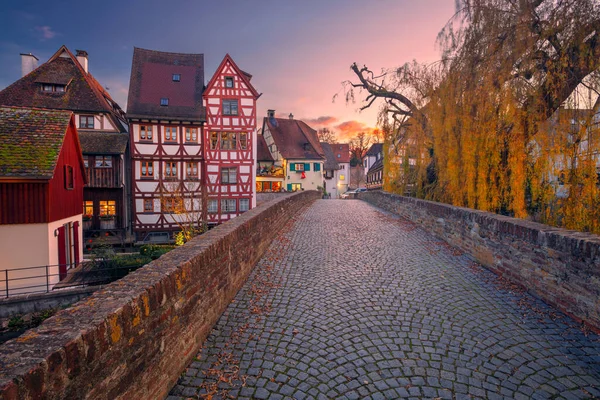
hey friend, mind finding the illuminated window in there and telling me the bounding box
[210,132,218,149]
[240,132,248,150]
[340,174,345,181]
[140,125,153,141]
[99,200,116,216]
[83,201,93,216]
[220,132,237,150]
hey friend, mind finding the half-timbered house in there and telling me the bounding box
[203,54,259,224]
[0,107,86,294]
[0,46,130,246]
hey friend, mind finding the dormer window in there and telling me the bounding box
[172,74,181,82]
[41,84,65,93]
[160,98,169,106]
[79,115,94,129]
[225,77,234,88]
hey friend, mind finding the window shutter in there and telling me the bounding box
[304,163,310,171]
[73,221,80,264]
[287,183,292,191]
[314,163,320,172]
[290,163,296,171]
[57,226,67,280]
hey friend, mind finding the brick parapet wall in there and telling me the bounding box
[0,191,320,399]
[359,191,600,331]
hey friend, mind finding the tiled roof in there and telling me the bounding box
[366,143,383,157]
[0,46,127,132]
[332,143,350,163]
[257,134,274,162]
[263,117,325,160]
[127,47,205,121]
[79,131,128,154]
[0,107,72,179]
[320,142,339,170]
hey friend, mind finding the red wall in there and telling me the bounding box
[0,182,48,224]
[48,119,85,222]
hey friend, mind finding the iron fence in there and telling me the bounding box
[0,260,140,298]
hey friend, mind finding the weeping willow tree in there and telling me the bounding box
[346,0,600,232]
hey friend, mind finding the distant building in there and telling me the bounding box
[363,143,383,178]
[126,49,258,240]
[366,144,384,190]
[321,142,350,198]
[0,46,130,246]
[0,107,86,294]
[259,111,325,192]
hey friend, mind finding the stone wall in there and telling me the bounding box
[359,191,600,331]
[0,191,320,399]
[0,287,99,319]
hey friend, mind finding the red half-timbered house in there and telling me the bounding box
[203,54,259,224]
[126,48,205,241]
[0,107,86,293]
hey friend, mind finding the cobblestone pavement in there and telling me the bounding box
[169,200,600,400]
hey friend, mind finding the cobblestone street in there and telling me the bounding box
[169,199,600,400]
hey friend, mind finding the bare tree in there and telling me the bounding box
[348,131,372,166]
[317,128,337,143]
[161,181,206,245]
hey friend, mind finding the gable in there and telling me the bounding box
[204,54,259,99]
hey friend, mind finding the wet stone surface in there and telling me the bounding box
[168,199,600,400]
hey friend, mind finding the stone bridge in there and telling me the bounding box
[1,191,599,399]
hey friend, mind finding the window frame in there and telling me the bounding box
[220,199,237,213]
[165,161,178,178]
[220,132,237,150]
[139,125,153,142]
[220,167,237,184]
[141,161,154,179]
[160,98,169,106]
[222,99,239,116]
[79,115,95,129]
[164,126,178,143]
[240,132,248,150]
[64,165,74,190]
[143,199,154,213]
[99,200,116,216]
[186,162,198,179]
[185,127,198,143]
[83,201,94,216]
[208,199,218,214]
[95,156,112,168]
[224,77,234,88]
[172,73,181,82]
[239,198,249,212]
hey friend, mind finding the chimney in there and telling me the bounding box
[20,53,38,77]
[267,109,275,118]
[76,50,89,73]
[289,113,294,119]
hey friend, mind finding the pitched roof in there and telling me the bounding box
[0,107,72,179]
[204,54,260,99]
[79,131,129,154]
[127,47,205,121]
[368,157,384,174]
[263,117,325,160]
[366,143,383,156]
[257,134,274,162]
[0,46,127,133]
[320,142,339,170]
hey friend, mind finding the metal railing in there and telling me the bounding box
[0,261,140,298]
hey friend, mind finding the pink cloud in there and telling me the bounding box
[335,120,375,141]
[35,26,56,41]
[304,116,339,126]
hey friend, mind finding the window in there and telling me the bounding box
[164,126,178,143]
[208,199,218,214]
[140,125,153,141]
[221,199,236,213]
[185,127,198,142]
[210,132,218,149]
[313,163,321,172]
[64,165,74,189]
[41,84,65,92]
[83,156,89,168]
[172,74,181,82]
[95,156,112,168]
[141,161,154,178]
[99,200,116,216]
[160,98,169,106]
[224,77,234,88]
[220,132,237,150]
[340,174,345,181]
[256,181,281,192]
[83,201,93,216]
[162,197,177,213]
[186,162,198,178]
[79,115,94,129]
[55,85,65,92]
[240,132,248,150]
[337,154,341,158]
[239,199,249,212]
[290,183,302,191]
[165,162,178,178]
[341,165,345,170]
[144,199,153,212]
[42,84,53,92]
[221,167,237,184]
[223,100,238,115]
[292,163,304,172]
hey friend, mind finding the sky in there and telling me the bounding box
[0,0,456,142]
